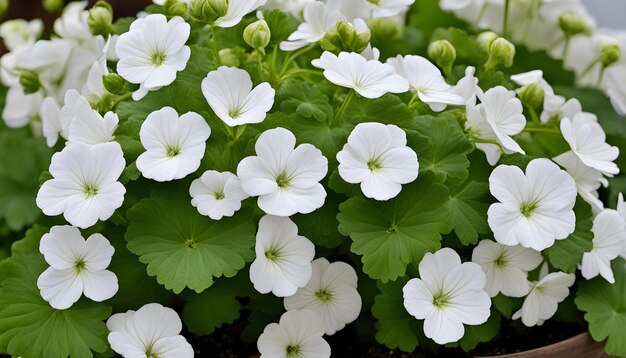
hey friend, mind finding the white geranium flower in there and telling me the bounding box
[284,258,361,335]
[257,309,330,358]
[136,107,211,182]
[53,1,91,42]
[451,66,480,106]
[604,64,626,117]
[465,102,508,166]
[201,66,275,127]
[189,170,249,220]
[237,127,328,216]
[67,95,118,146]
[540,95,581,124]
[512,270,575,327]
[107,303,194,358]
[580,209,626,283]
[37,225,118,310]
[488,158,577,251]
[280,1,343,51]
[81,56,108,100]
[510,70,554,95]
[250,215,315,297]
[471,240,543,297]
[403,248,491,345]
[387,54,465,112]
[36,142,126,229]
[40,97,65,147]
[474,86,526,155]
[215,0,267,28]
[2,84,43,128]
[116,14,191,101]
[311,51,409,99]
[557,113,619,177]
[369,0,415,18]
[553,151,607,214]
[336,122,418,201]
[0,19,43,51]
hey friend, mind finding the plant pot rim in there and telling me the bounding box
[476,332,606,358]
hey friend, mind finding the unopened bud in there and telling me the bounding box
[600,43,620,67]
[43,0,64,13]
[163,0,189,17]
[519,83,545,110]
[428,39,456,73]
[321,20,371,54]
[219,48,241,67]
[244,19,271,53]
[477,31,498,52]
[189,0,228,24]
[88,1,115,36]
[558,12,592,38]
[20,70,41,94]
[367,17,400,41]
[486,37,515,69]
[102,73,127,95]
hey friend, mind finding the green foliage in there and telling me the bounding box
[455,310,501,351]
[337,172,451,282]
[545,199,593,273]
[183,286,241,335]
[576,258,626,356]
[125,182,256,293]
[261,9,299,46]
[0,129,52,231]
[277,80,334,122]
[492,293,522,319]
[445,181,491,245]
[0,226,111,358]
[431,27,486,66]
[291,190,344,248]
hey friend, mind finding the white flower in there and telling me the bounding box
[136,107,211,182]
[557,113,619,177]
[284,258,361,335]
[510,70,554,95]
[40,97,65,147]
[0,19,43,51]
[36,142,126,229]
[2,84,43,128]
[81,56,108,100]
[403,248,491,345]
[474,86,526,155]
[451,65,480,106]
[369,0,415,18]
[201,66,275,127]
[280,1,343,51]
[471,240,543,297]
[336,122,418,201]
[67,95,118,146]
[439,0,472,11]
[189,170,249,220]
[264,0,313,18]
[540,95,581,124]
[311,51,409,99]
[580,209,626,283]
[488,158,577,251]
[553,151,607,214]
[604,64,626,117]
[387,54,465,112]
[107,303,194,358]
[512,270,575,327]
[37,225,118,310]
[237,127,328,217]
[53,1,91,42]
[250,215,315,297]
[215,0,267,28]
[116,14,191,101]
[257,309,330,358]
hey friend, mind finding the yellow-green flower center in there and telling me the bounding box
[83,184,99,198]
[275,172,291,188]
[315,288,333,303]
[520,201,539,218]
[151,51,167,67]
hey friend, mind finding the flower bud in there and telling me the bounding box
[163,0,189,17]
[244,19,271,53]
[19,70,41,94]
[88,1,115,36]
[600,43,620,67]
[558,12,591,38]
[518,83,545,111]
[486,37,515,69]
[219,48,241,67]
[102,73,127,95]
[43,0,64,13]
[368,17,400,41]
[428,39,456,73]
[476,31,498,51]
[189,0,228,24]
[320,20,371,54]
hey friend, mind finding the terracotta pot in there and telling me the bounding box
[478,332,607,358]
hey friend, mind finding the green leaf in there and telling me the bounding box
[261,9,299,46]
[371,277,424,352]
[492,293,522,319]
[431,27,487,66]
[125,182,256,293]
[343,94,415,129]
[456,311,501,351]
[278,80,334,122]
[445,181,491,245]
[409,114,474,186]
[0,129,52,231]
[0,226,111,358]
[183,286,241,335]
[337,172,452,282]
[545,199,593,273]
[576,258,626,357]
[292,190,344,248]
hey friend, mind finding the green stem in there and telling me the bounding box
[211,25,221,67]
[562,37,571,59]
[332,90,355,125]
[579,58,601,79]
[407,91,421,108]
[597,66,606,88]
[471,138,505,152]
[503,0,511,37]
[278,44,315,78]
[523,126,561,134]
[257,51,265,81]
[281,68,324,80]
[528,106,540,125]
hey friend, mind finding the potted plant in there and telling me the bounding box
[0,0,625,357]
